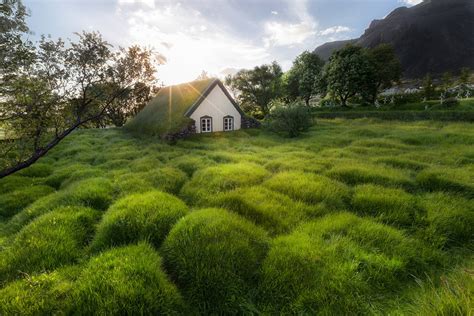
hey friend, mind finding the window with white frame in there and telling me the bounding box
[223,116,234,131]
[200,117,212,133]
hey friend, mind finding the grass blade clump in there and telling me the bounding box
[161,208,270,314]
[326,161,414,188]
[416,167,474,197]
[138,167,188,194]
[16,163,53,178]
[64,177,114,211]
[263,171,351,209]
[0,175,33,194]
[352,184,425,226]
[92,191,188,250]
[210,186,319,235]
[0,207,99,283]
[0,266,79,315]
[421,192,474,248]
[180,163,269,205]
[71,243,185,314]
[259,212,441,314]
[0,185,55,219]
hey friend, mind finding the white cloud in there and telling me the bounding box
[319,25,351,36]
[117,0,155,8]
[263,0,317,48]
[271,11,278,15]
[399,0,423,6]
[116,1,270,84]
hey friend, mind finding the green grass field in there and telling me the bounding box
[0,119,473,314]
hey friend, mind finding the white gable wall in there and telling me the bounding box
[189,85,242,133]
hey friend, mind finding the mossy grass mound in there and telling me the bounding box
[92,191,188,250]
[0,175,33,194]
[180,162,269,205]
[263,171,351,208]
[352,184,425,226]
[421,192,474,248]
[16,163,53,178]
[327,161,414,188]
[161,208,270,314]
[375,156,428,171]
[0,185,55,219]
[0,266,79,315]
[416,167,474,197]
[210,186,318,235]
[259,212,441,314]
[71,243,185,314]
[0,207,99,283]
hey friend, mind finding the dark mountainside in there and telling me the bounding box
[314,0,474,78]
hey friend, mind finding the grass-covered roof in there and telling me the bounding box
[125,78,216,136]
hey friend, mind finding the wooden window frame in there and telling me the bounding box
[200,116,213,133]
[223,115,234,132]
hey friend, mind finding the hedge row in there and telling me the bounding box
[313,111,474,122]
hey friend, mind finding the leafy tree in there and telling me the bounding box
[441,72,452,92]
[364,44,401,104]
[0,30,158,178]
[265,100,312,138]
[323,45,375,107]
[285,51,325,106]
[225,62,283,118]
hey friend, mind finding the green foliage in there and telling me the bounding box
[225,61,283,118]
[264,171,351,208]
[0,185,54,219]
[92,191,188,250]
[285,51,325,105]
[265,100,313,137]
[323,45,375,106]
[352,184,424,226]
[17,163,53,178]
[0,175,32,194]
[161,209,270,314]
[180,162,269,205]
[259,212,440,314]
[416,167,473,197]
[0,207,99,283]
[71,243,185,314]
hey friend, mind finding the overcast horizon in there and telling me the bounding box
[24,0,423,85]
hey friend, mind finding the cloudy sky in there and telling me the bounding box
[23,0,422,85]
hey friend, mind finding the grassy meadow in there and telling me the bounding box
[0,119,473,314]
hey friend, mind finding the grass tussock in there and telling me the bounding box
[0,185,54,219]
[263,171,351,208]
[180,162,269,205]
[352,184,425,226]
[0,207,99,283]
[92,191,188,250]
[259,212,441,314]
[161,209,270,314]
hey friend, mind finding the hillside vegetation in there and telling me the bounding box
[0,119,473,314]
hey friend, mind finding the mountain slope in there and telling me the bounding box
[314,0,474,78]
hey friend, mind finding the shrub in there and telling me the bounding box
[161,209,270,314]
[352,184,425,226]
[0,207,99,282]
[263,171,351,209]
[264,100,313,137]
[17,163,53,178]
[259,212,440,314]
[92,191,188,250]
[0,266,79,314]
[210,186,318,235]
[180,163,269,205]
[0,185,55,219]
[71,243,185,314]
[327,161,414,188]
[416,167,473,197]
[422,193,474,248]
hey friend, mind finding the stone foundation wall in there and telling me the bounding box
[241,115,261,129]
[162,121,196,143]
